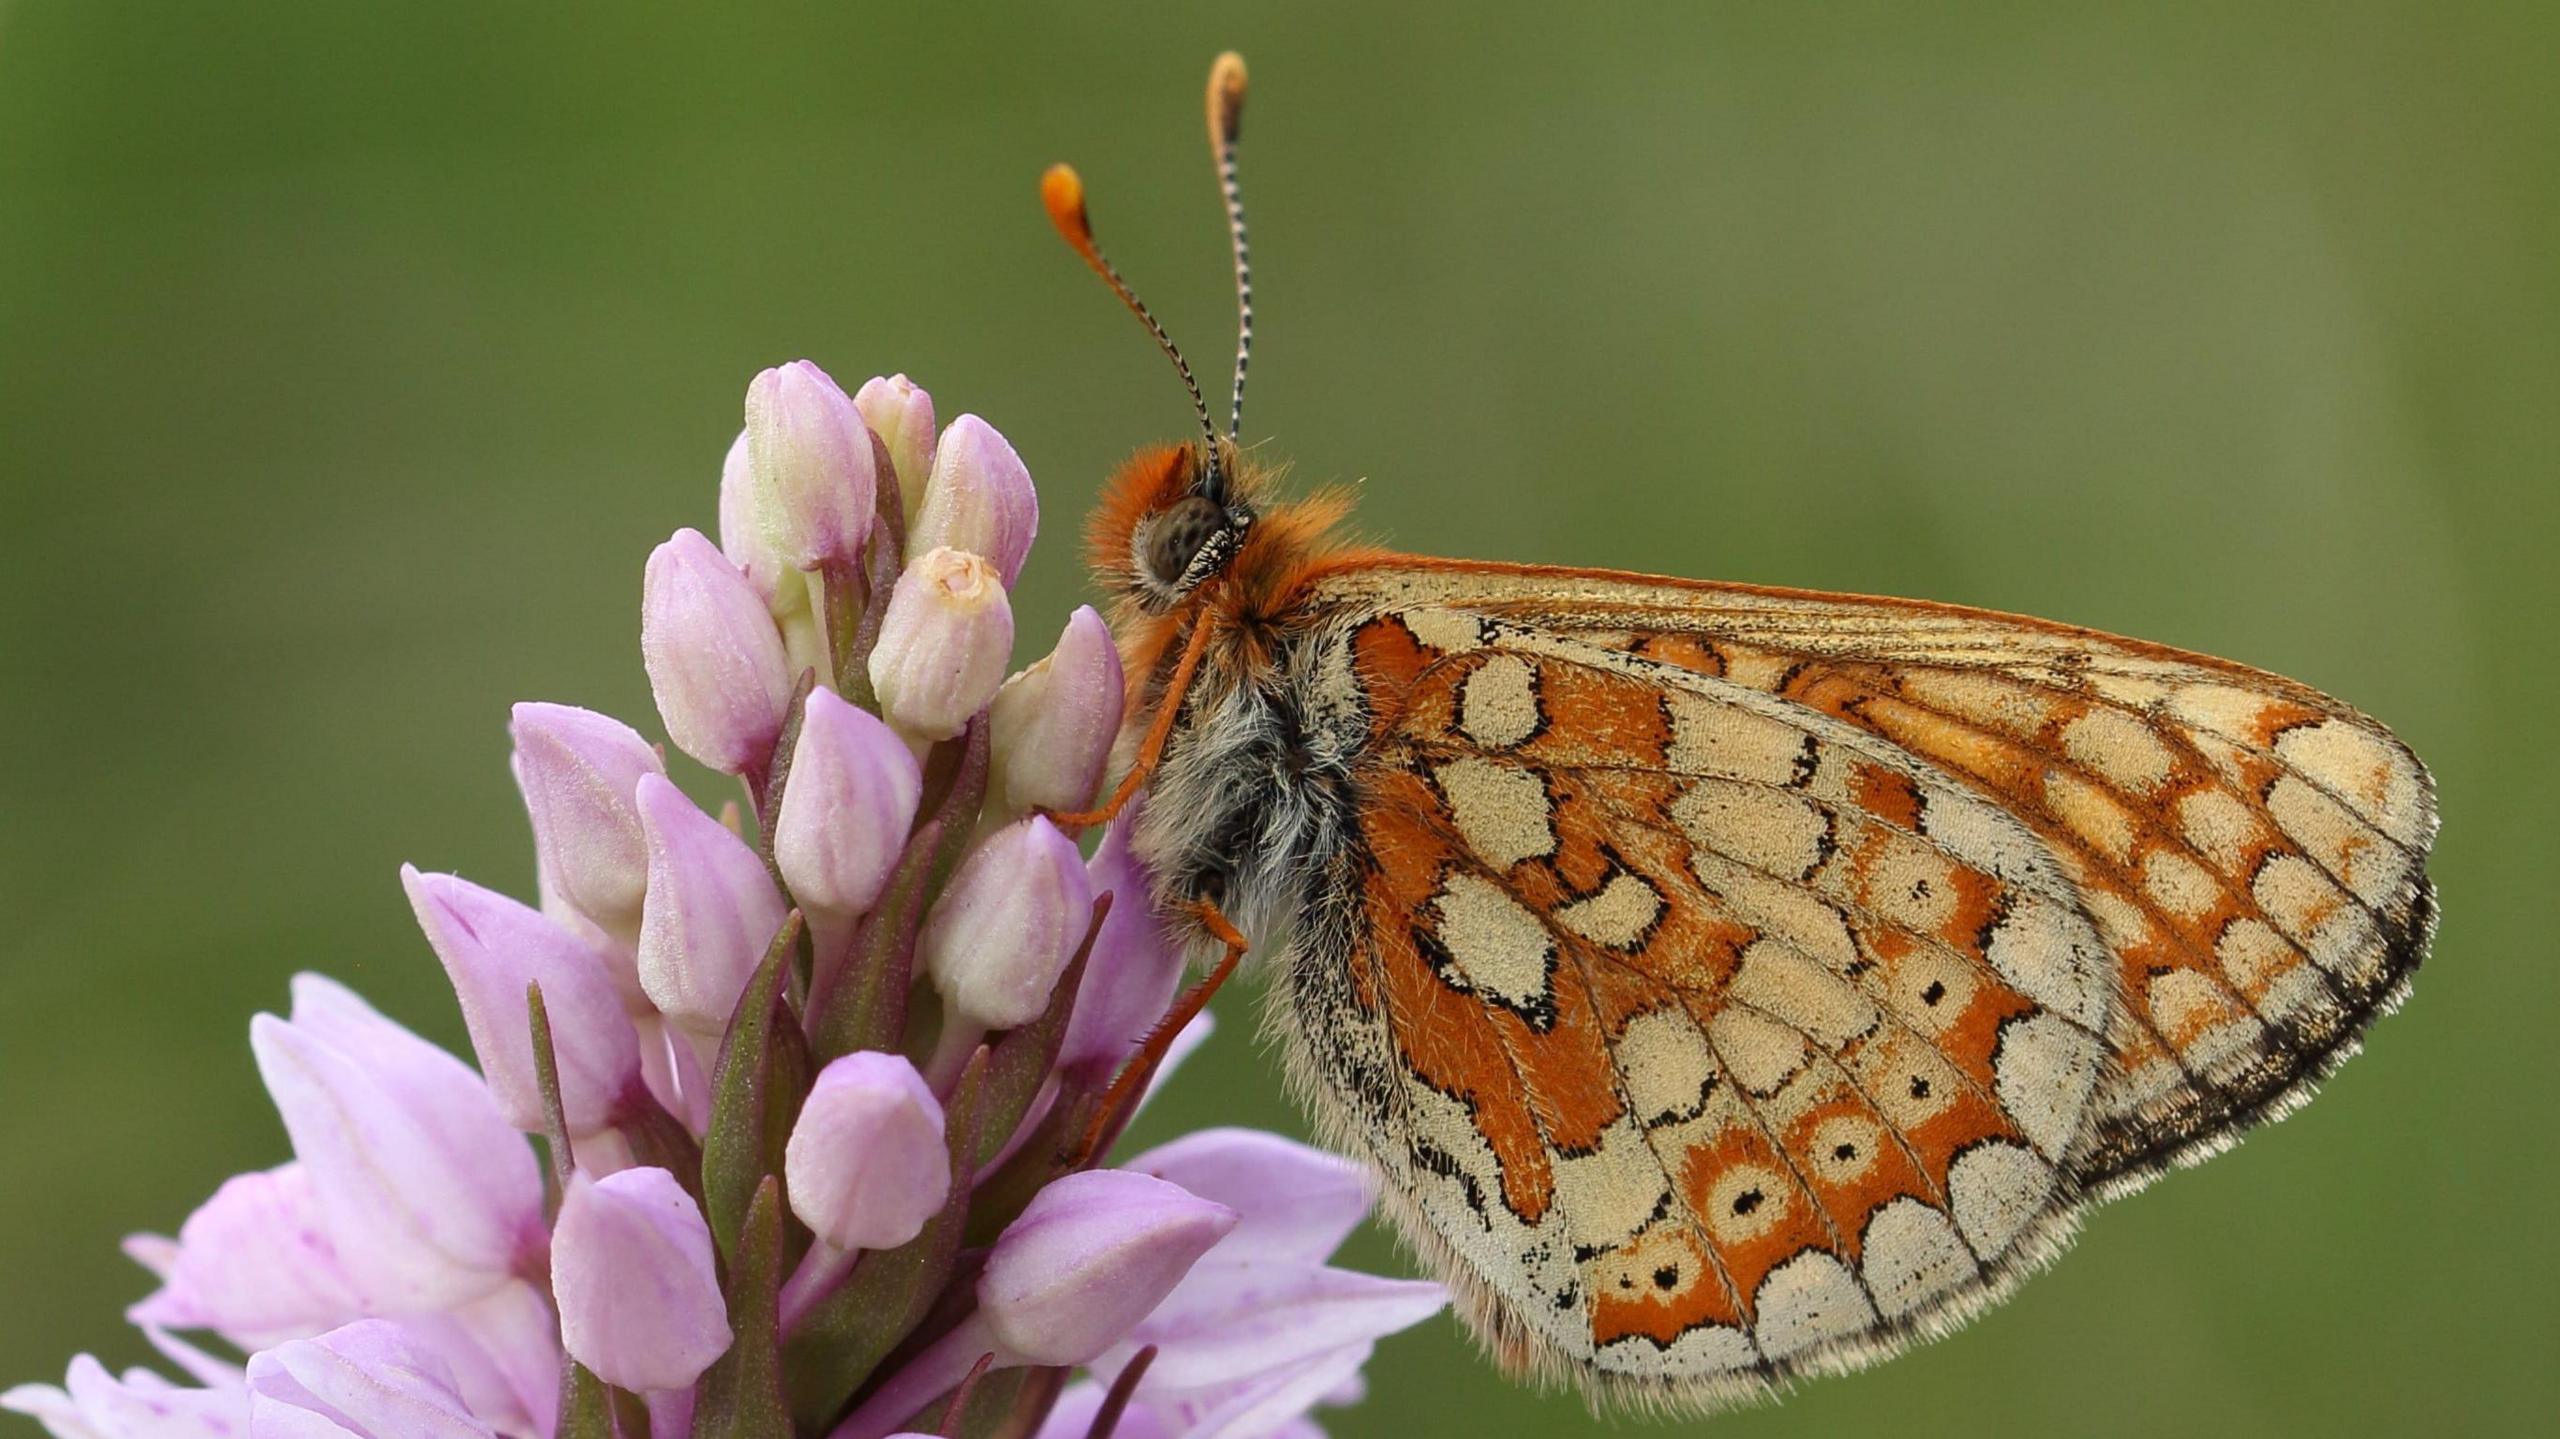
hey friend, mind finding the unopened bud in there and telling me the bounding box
[977,1170,1234,1366]
[854,373,937,523]
[634,774,790,1037]
[866,546,1013,742]
[773,687,922,919]
[552,1168,731,1392]
[640,528,792,775]
[742,359,877,570]
[919,817,1092,1030]
[784,1052,949,1251]
[909,415,1037,587]
[989,605,1124,815]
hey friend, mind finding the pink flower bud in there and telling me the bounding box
[1059,809,1187,1075]
[773,687,923,918]
[635,774,790,1037]
[717,428,791,607]
[249,977,543,1313]
[866,547,1013,742]
[552,1168,732,1393]
[742,359,878,570]
[246,1320,494,1439]
[990,605,1124,815]
[920,817,1093,1030]
[401,867,641,1136]
[508,703,664,937]
[641,527,793,775]
[854,373,937,522]
[910,415,1038,587]
[784,1052,949,1251]
[978,1170,1235,1366]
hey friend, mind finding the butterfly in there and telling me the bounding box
[1045,53,2437,1416]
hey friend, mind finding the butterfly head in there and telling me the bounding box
[1088,440,1259,611]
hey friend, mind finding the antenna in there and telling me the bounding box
[1040,162,1227,500]
[1207,52,1252,443]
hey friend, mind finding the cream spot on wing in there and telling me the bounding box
[2098,1055,2186,1119]
[2063,707,2176,794]
[2176,787,2264,871]
[1619,1007,1722,1127]
[1556,871,1665,950]
[2256,962,2332,1028]
[1898,669,2059,736]
[2251,855,2348,964]
[2147,968,2241,1039]
[1751,1249,1877,1359]
[1720,649,1798,692]
[1863,837,1961,936]
[1553,1120,1672,1255]
[1696,854,1861,972]
[1858,1030,1962,1132]
[2141,849,2222,923]
[1983,894,2113,1029]
[1992,1011,2103,1160]
[1430,872,1554,1013]
[2266,775,2405,907]
[1670,780,1833,879]
[1729,939,1876,1047]
[1808,1114,1885,1186]
[1434,756,1555,869]
[2042,768,2136,862]
[1703,1163,1792,1245]
[1861,1199,1976,1318]
[1664,693,1806,783]
[1596,1324,1756,1377]
[2183,1013,2269,1078]
[2275,720,2426,844]
[2215,917,2297,992]
[1709,1006,1810,1097]
[1886,946,1979,1038]
[2169,683,2285,743]
[1904,787,2063,891]
[1457,654,1543,750]
[1947,1141,2053,1259]
[1399,607,1486,654]
[2079,886,2156,952]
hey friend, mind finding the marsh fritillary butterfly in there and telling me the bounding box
[1048,54,2436,1415]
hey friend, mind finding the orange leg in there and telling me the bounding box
[1046,606,1218,831]
[1074,899,1248,1164]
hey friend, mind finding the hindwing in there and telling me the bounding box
[1269,562,2434,1409]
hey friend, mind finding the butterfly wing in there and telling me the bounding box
[1272,562,2433,1410]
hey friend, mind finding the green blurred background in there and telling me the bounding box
[3,2,2553,1434]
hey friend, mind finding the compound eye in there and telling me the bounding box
[1145,494,1228,588]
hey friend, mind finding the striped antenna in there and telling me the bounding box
[1041,162,1226,498]
[1207,52,1252,442]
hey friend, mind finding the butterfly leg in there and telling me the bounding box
[1073,897,1248,1163]
[1046,608,1220,830]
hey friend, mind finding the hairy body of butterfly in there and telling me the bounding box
[1042,52,2437,1419]
[1081,441,2435,1416]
